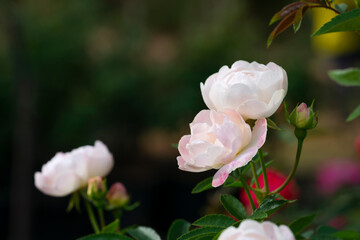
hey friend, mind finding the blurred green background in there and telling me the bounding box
[1,0,359,239]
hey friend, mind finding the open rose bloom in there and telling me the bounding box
[177,109,267,187]
[219,220,295,240]
[201,60,287,120]
[35,141,114,197]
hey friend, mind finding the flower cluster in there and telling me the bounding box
[177,60,288,187]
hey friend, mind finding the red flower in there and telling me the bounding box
[240,168,300,209]
[356,135,360,160]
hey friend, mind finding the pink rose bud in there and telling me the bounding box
[288,101,318,130]
[106,182,129,207]
[296,103,310,126]
[87,176,106,199]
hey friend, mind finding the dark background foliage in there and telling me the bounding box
[0,0,359,239]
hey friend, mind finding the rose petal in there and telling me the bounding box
[212,118,267,187]
[200,74,217,110]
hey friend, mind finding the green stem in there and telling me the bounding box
[250,162,261,190]
[84,199,100,233]
[98,208,105,229]
[271,133,304,195]
[240,175,256,212]
[258,150,269,194]
[355,0,360,8]
[309,5,340,14]
[249,186,264,194]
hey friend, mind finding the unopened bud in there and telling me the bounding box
[289,102,318,130]
[106,182,129,207]
[87,177,106,200]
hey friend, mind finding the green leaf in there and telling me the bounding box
[192,177,213,194]
[196,236,216,240]
[355,0,360,8]
[267,11,297,47]
[193,214,235,228]
[253,195,289,216]
[334,3,348,14]
[220,194,247,220]
[67,191,81,213]
[312,8,360,36]
[312,234,338,240]
[328,68,360,87]
[289,213,316,235]
[247,211,268,220]
[178,227,223,240]
[102,219,120,234]
[293,5,307,33]
[223,177,243,188]
[127,226,161,240]
[317,225,338,235]
[302,230,314,239]
[347,104,360,121]
[77,233,132,240]
[267,118,281,130]
[167,219,191,240]
[123,202,140,211]
[332,231,360,240]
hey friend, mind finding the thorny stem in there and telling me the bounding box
[271,131,305,194]
[310,5,340,14]
[240,175,256,212]
[258,150,269,194]
[98,208,105,229]
[250,162,261,190]
[84,199,100,233]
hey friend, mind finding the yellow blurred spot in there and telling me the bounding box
[312,1,360,56]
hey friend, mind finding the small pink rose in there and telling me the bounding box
[177,109,267,187]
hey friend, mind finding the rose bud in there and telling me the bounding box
[87,176,106,200]
[34,141,114,197]
[201,60,288,120]
[288,102,318,130]
[240,169,300,209]
[218,219,295,240]
[177,109,267,187]
[106,182,129,207]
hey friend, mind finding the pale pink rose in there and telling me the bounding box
[34,141,114,197]
[201,60,287,120]
[177,109,267,187]
[219,219,295,240]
